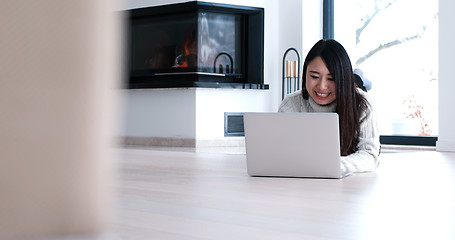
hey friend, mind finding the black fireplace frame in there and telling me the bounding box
[126,1,267,89]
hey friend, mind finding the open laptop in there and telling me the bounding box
[244,112,350,179]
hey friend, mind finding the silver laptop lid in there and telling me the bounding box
[244,112,342,178]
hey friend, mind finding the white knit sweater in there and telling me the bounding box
[278,90,380,174]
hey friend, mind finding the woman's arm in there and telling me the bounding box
[278,91,303,112]
[341,95,381,174]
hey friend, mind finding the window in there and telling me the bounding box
[331,0,439,145]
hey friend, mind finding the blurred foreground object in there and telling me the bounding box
[0,1,123,239]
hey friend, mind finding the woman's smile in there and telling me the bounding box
[315,91,331,99]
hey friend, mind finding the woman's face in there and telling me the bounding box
[305,56,336,105]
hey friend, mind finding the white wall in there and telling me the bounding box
[302,0,324,60]
[124,89,197,138]
[195,88,269,140]
[437,0,455,151]
[122,0,186,10]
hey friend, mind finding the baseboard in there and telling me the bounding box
[122,136,196,147]
[381,144,436,151]
[196,137,245,148]
[436,140,455,152]
[120,136,245,148]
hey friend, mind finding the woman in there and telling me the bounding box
[278,39,380,174]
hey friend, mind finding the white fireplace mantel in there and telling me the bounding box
[122,87,270,147]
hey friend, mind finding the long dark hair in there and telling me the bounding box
[302,39,369,156]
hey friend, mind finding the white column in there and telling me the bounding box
[437,0,455,152]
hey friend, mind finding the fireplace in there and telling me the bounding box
[127,1,267,89]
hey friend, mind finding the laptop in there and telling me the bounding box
[244,112,350,179]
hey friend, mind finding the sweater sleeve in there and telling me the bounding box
[340,97,381,174]
[278,91,302,112]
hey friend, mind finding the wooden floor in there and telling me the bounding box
[113,147,455,240]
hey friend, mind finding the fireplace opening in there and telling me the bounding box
[127,1,267,89]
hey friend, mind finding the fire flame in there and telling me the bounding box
[176,38,191,67]
[183,38,190,56]
[177,61,188,68]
